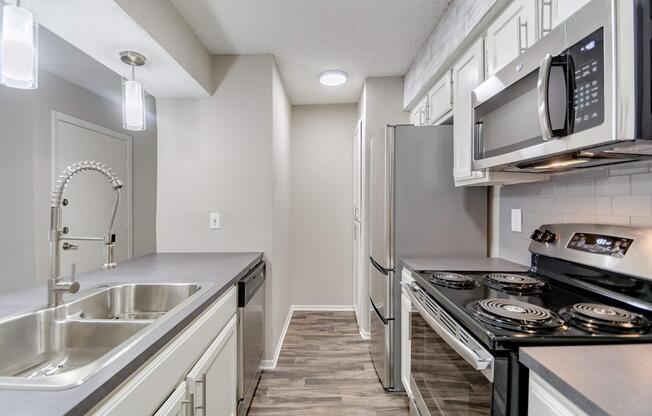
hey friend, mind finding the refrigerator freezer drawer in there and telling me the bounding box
[370,302,394,390]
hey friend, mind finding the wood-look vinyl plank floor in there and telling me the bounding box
[249,311,409,416]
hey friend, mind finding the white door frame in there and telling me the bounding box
[51,111,134,259]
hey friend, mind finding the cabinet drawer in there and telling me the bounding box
[92,286,237,416]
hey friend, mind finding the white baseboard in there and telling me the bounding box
[260,304,293,370]
[259,304,356,370]
[292,304,355,312]
[359,326,370,340]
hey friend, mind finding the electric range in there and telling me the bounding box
[405,224,652,416]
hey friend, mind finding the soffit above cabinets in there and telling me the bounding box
[170,0,452,105]
[23,0,213,98]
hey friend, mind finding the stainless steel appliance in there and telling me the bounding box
[368,125,487,390]
[406,224,652,415]
[237,261,265,416]
[472,0,652,173]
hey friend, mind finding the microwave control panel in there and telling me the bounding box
[568,28,604,133]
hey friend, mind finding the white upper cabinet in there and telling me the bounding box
[410,96,429,126]
[452,38,485,182]
[546,0,592,33]
[486,0,538,76]
[427,70,454,125]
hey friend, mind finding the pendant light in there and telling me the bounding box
[120,50,146,131]
[1,0,38,89]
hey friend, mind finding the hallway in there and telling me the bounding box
[249,311,409,415]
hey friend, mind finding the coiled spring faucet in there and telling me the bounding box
[49,161,124,307]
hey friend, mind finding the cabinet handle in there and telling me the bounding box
[181,399,191,416]
[518,17,529,54]
[541,0,553,36]
[194,376,206,415]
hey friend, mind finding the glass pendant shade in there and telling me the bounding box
[122,79,146,131]
[1,5,38,89]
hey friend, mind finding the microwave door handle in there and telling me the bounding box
[537,53,554,140]
[404,283,492,373]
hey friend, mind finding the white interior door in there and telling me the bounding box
[53,112,132,276]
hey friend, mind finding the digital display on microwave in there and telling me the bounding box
[568,28,604,133]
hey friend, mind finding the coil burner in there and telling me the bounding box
[560,303,651,334]
[428,272,478,289]
[483,273,547,295]
[468,299,565,333]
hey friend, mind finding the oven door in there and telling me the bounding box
[405,282,495,416]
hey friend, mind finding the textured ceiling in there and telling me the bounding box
[171,0,451,105]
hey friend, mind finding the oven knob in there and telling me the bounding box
[541,230,557,243]
[530,229,544,242]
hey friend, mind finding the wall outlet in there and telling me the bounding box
[511,209,522,232]
[209,212,221,230]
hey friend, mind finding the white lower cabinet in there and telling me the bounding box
[528,372,588,416]
[400,268,414,398]
[155,382,189,416]
[92,286,238,416]
[186,316,238,416]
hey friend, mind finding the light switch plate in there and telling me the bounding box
[209,212,221,230]
[511,209,522,232]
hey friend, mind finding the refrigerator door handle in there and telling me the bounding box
[370,256,393,275]
[370,297,391,324]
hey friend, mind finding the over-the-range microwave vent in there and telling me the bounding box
[498,146,652,174]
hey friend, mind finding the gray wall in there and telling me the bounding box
[290,104,357,306]
[498,162,652,264]
[156,55,292,363]
[0,69,158,294]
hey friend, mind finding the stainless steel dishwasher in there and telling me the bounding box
[237,261,265,416]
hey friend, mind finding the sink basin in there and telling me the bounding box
[70,283,203,320]
[0,282,211,389]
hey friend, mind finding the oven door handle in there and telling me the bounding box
[404,283,493,375]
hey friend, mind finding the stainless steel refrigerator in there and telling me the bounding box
[369,125,487,390]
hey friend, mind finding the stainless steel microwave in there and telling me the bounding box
[472,0,652,173]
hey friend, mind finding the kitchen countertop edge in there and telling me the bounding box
[0,252,264,416]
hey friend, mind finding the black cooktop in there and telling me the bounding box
[412,261,652,351]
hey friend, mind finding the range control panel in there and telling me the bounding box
[568,27,604,132]
[567,232,633,258]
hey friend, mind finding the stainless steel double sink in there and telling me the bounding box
[0,282,212,390]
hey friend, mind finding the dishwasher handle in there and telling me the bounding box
[238,261,266,307]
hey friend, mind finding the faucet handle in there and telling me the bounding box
[68,263,80,293]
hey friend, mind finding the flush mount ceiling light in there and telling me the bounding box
[1,0,38,89]
[120,51,147,131]
[319,70,348,87]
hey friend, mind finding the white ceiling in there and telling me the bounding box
[170,0,452,105]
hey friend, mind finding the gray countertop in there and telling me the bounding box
[0,252,263,416]
[402,257,529,273]
[521,344,652,416]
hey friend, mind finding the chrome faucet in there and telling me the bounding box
[48,161,124,307]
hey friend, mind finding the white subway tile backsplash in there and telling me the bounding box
[499,167,652,260]
[612,195,652,217]
[594,196,612,216]
[631,216,652,228]
[609,163,649,176]
[596,175,630,195]
[566,179,594,196]
[564,214,595,223]
[593,215,630,226]
[631,173,652,195]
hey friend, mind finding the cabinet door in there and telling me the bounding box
[528,373,588,416]
[187,315,238,416]
[411,97,428,126]
[154,382,190,416]
[400,291,412,398]
[486,0,537,76]
[427,70,453,124]
[452,38,485,181]
[548,0,592,32]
